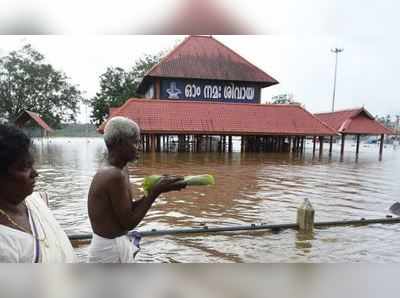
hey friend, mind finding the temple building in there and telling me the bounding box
[101,36,372,156]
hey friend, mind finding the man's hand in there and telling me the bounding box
[150,175,186,196]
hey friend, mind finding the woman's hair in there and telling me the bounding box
[0,124,31,175]
[103,116,140,149]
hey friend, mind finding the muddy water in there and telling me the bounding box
[32,138,400,262]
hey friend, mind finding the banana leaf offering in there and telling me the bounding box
[143,174,215,196]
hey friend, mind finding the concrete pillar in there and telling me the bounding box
[312,136,316,156]
[292,137,297,153]
[356,134,360,158]
[379,134,384,161]
[297,137,301,153]
[199,136,202,151]
[297,198,315,233]
[156,135,161,152]
[319,136,324,157]
[223,136,226,152]
[145,135,150,152]
[151,135,156,152]
[329,136,333,156]
[300,137,304,154]
[340,134,346,161]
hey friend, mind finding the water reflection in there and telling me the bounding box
[31,138,400,262]
[295,232,314,251]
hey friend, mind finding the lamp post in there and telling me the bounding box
[329,48,344,156]
[331,48,344,112]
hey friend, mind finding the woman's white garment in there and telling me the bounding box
[0,192,76,263]
[0,225,34,262]
[88,233,139,263]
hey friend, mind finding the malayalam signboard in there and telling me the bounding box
[160,79,261,103]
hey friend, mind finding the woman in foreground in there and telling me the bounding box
[0,124,76,263]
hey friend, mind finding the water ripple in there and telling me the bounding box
[31,138,400,262]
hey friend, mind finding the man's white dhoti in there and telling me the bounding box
[88,233,140,263]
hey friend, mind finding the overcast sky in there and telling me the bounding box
[0,0,399,122]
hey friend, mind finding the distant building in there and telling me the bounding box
[315,107,394,159]
[14,111,53,137]
[271,93,302,105]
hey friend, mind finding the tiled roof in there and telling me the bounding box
[109,107,120,116]
[99,99,336,136]
[15,111,53,132]
[26,111,53,132]
[138,35,278,93]
[315,108,393,135]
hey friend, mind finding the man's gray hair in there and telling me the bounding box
[104,116,140,147]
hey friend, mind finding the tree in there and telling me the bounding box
[90,53,162,127]
[375,114,400,129]
[0,44,83,128]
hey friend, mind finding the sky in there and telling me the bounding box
[0,0,399,123]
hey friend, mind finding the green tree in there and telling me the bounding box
[0,44,83,128]
[90,53,162,127]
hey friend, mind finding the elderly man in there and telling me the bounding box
[88,116,185,263]
[0,124,76,263]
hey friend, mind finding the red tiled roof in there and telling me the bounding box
[15,111,53,132]
[99,99,336,136]
[138,35,278,93]
[26,111,53,132]
[315,108,393,135]
[109,107,120,116]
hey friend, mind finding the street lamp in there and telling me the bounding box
[329,48,344,156]
[331,48,344,112]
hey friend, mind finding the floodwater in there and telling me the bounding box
[31,137,400,263]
